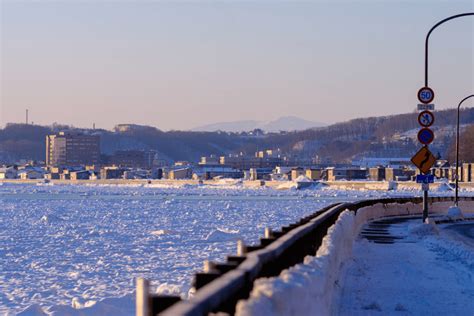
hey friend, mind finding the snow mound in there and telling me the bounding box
[214,178,243,186]
[155,283,185,297]
[276,182,297,190]
[71,297,96,309]
[435,183,455,192]
[205,228,241,242]
[17,304,47,316]
[294,175,311,183]
[39,214,64,224]
[409,222,439,237]
[150,229,174,236]
[447,206,464,220]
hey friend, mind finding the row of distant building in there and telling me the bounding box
[0,131,473,183]
[2,160,474,183]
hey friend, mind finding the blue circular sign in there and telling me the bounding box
[418,110,435,127]
[417,128,434,145]
[417,87,435,104]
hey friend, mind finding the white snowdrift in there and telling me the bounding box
[293,175,312,183]
[205,228,241,242]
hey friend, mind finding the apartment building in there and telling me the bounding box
[46,132,100,167]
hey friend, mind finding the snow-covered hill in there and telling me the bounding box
[191,116,326,132]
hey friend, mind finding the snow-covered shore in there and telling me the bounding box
[1,182,472,315]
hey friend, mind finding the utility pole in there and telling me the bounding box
[26,109,29,125]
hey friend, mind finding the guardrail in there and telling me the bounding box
[137,196,474,316]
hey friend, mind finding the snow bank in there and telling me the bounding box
[276,182,298,190]
[235,211,355,316]
[236,199,474,316]
[409,219,439,236]
[205,228,241,242]
[355,200,474,229]
[293,175,311,183]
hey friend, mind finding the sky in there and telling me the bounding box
[0,0,473,131]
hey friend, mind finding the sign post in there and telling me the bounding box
[412,86,437,222]
[421,13,474,221]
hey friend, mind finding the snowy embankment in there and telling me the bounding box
[235,200,474,315]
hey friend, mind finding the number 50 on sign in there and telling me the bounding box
[417,87,435,104]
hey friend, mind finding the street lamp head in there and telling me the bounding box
[458,94,474,109]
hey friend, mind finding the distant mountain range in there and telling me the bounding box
[191,116,326,132]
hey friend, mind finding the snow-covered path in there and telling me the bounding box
[335,218,474,315]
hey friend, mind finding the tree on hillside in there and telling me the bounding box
[447,124,474,163]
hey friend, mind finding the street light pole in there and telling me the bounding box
[420,12,473,222]
[424,13,474,87]
[455,94,474,206]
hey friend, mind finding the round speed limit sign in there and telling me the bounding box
[417,87,434,104]
[418,110,435,127]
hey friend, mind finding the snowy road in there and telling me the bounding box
[336,217,474,315]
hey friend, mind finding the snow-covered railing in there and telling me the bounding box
[137,196,474,316]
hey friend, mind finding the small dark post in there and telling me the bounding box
[423,190,428,222]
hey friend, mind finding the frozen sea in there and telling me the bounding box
[0,182,453,314]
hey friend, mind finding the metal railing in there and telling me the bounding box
[138,196,473,316]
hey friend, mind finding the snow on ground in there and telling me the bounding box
[335,217,474,315]
[236,198,474,316]
[0,182,395,315]
[0,182,471,315]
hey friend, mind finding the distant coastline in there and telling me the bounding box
[2,179,473,191]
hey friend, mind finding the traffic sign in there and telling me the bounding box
[417,87,435,104]
[417,104,435,111]
[417,128,434,145]
[418,110,435,127]
[411,146,436,174]
[416,174,434,184]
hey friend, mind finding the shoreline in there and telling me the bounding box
[1,179,474,191]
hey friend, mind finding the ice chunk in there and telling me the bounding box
[205,228,241,242]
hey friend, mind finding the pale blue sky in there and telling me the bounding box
[1,0,473,130]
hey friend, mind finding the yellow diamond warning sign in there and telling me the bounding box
[411,147,436,174]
